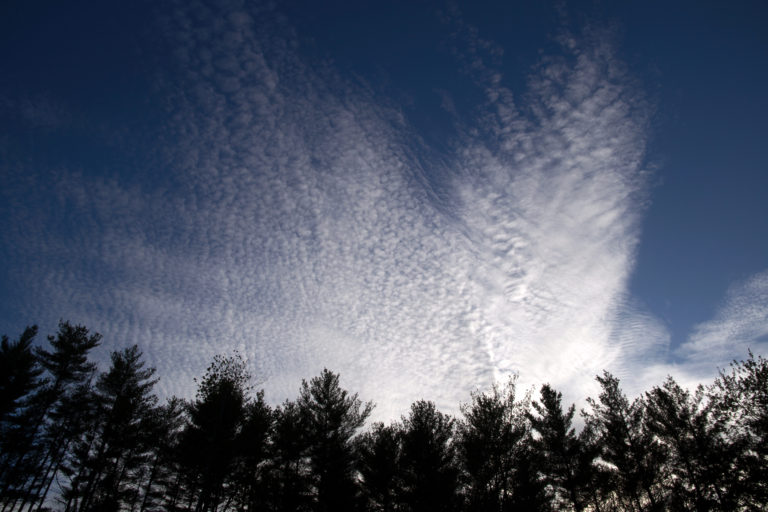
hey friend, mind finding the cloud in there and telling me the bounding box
[447,26,656,406]
[140,7,657,415]
[678,270,768,371]
[8,1,749,421]
[613,270,768,395]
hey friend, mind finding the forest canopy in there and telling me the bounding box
[1,321,766,511]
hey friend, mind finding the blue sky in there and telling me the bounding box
[1,0,766,420]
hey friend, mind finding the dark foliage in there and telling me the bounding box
[297,369,372,512]
[399,400,460,512]
[528,384,586,511]
[357,423,401,512]
[178,354,251,512]
[1,321,766,512]
[709,351,768,509]
[1,321,101,512]
[262,400,312,512]
[582,372,666,511]
[457,378,530,511]
[0,326,41,424]
[0,326,43,501]
[62,345,159,512]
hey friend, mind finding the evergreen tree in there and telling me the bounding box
[0,327,41,423]
[0,327,42,503]
[528,384,585,511]
[457,379,528,512]
[399,400,459,512]
[645,377,738,511]
[230,391,273,512]
[178,354,251,512]
[572,422,608,512]
[583,372,664,512]
[356,422,401,512]
[4,319,767,512]
[709,351,768,509]
[505,434,548,512]
[297,369,372,512]
[135,397,187,512]
[262,400,312,512]
[2,321,101,512]
[63,345,159,512]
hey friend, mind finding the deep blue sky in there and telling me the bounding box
[1,0,766,416]
[614,1,768,345]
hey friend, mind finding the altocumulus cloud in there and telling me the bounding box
[3,1,762,420]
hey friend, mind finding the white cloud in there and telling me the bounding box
[448,29,655,407]
[134,10,656,416]
[7,2,759,422]
[678,270,768,372]
[609,270,768,397]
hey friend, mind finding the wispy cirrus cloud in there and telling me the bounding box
[624,269,768,393]
[679,271,768,368]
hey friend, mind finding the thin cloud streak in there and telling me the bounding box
[628,270,768,393]
[680,271,768,369]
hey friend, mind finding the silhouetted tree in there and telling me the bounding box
[399,400,459,512]
[262,400,312,512]
[506,434,549,512]
[230,391,273,512]
[4,318,768,512]
[583,372,664,512]
[0,327,42,503]
[136,397,187,512]
[528,384,585,511]
[2,322,101,512]
[179,354,251,512]
[356,422,401,512]
[573,422,608,512]
[0,327,41,424]
[645,377,740,511]
[709,351,768,509]
[297,369,372,512]
[62,345,159,512]
[457,379,528,511]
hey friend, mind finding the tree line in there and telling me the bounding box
[1,321,766,512]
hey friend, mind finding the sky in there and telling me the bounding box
[1,0,767,421]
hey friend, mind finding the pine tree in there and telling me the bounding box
[262,400,312,512]
[0,327,41,423]
[2,321,101,512]
[63,345,159,512]
[506,433,549,512]
[457,379,529,511]
[297,369,372,512]
[0,327,42,504]
[573,422,608,512]
[645,377,741,511]
[583,372,664,512]
[528,384,585,511]
[709,351,768,509]
[179,354,250,512]
[135,397,187,512]
[399,400,459,512]
[230,391,273,512]
[357,422,401,512]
